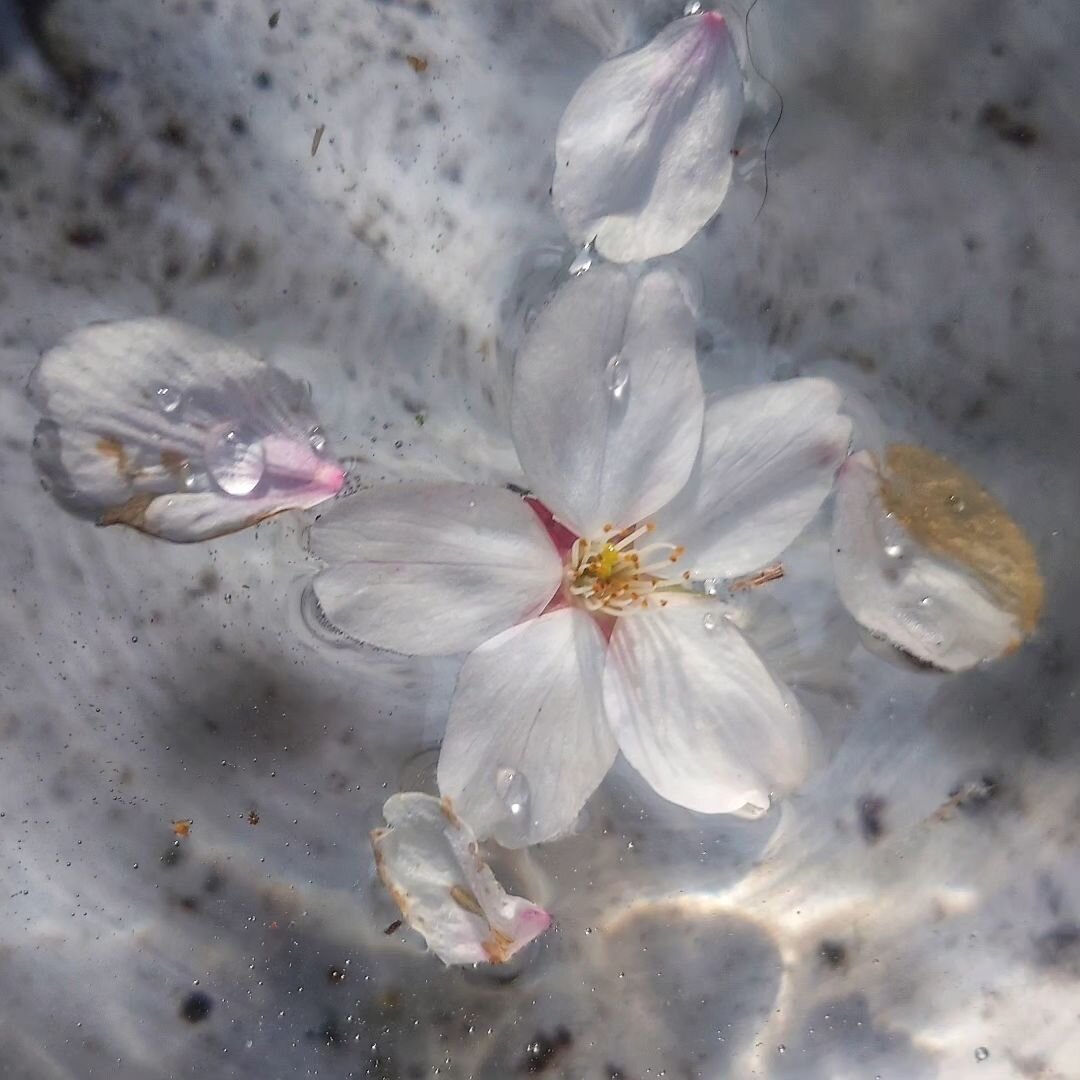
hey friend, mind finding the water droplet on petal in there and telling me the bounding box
[495,767,530,820]
[206,424,265,496]
[156,385,182,414]
[605,354,629,399]
[308,425,327,453]
[703,578,721,597]
[703,611,718,632]
[974,1047,989,1063]
[568,237,596,276]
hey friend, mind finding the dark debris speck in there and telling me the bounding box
[179,990,213,1024]
[857,796,886,843]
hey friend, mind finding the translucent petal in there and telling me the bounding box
[553,12,744,263]
[29,318,345,542]
[307,482,562,656]
[652,378,852,579]
[511,265,703,539]
[371,793,552,966]
[603,604,814,814]
[437,608,616,847]
[832,449,1040,672]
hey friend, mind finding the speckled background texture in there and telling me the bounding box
[1,1,1078,1077]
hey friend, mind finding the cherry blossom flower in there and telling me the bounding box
[553,10,744,263]
[832,446,1043,672]
[371,793,552,966]
[310,265,852,846]
[29,317,345,542]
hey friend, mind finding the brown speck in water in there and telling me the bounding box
[96,436,129,475]
[268,10,280,28]
[171,819,193,838]
[246,809,260,825]
[311,124,326,157]
[383,918,403,935]
[405,54,429,73]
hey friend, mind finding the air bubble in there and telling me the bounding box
[156,385,182,414]
[206,424,265,496]
[703,611,718,632]
[884,543,904,558]
[703,578,721,597]
[568,237,596,276]
[308,426,327,453]
[605,354,629,400]
[974,1047,989,1063]
[684,1,703,14]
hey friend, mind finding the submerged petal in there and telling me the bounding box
[603,604,813,814]
[553,11,744,263]
[371,793,552,966]
[437,608,615,848]
[511,265,703,538]
[29,318,345,542]
[653,378,852,579]
[832,448,1043,672]
[307,483,562,656]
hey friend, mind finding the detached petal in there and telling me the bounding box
[832,448,1043,672]
[308,483,562,656]
[653,379,852,579]
[511,265,704,538]
[29,318,345,542]
[603,604,813,814]
[553,12,744,263]
[371,793,552,966]
[437,608,615,847]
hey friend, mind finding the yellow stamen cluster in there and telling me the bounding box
[567,521,688,616]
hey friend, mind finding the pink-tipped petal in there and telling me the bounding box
[553,13,745,262]
[371,793,552,967]
[29,318,345,542]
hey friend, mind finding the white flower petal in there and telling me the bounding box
[553,12,744,263]
[371,793,552,966]
[511,265,704,538]
[437,608,615,847]
[653,378,852,579]
[308,483,562,657]
[832,451,1025,672]
[603,604,813,814]
[29,318,345,542]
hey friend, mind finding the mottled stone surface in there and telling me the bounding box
[0,1,1077,1077]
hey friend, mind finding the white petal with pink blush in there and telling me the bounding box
[29,318,345,542]
[553,11,745,263]
[371,793,552,966]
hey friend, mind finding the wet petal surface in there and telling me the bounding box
[553,12,744,262]
[437,608,615,848]
[371,792,552,966]
[307,482,563,656]
[603,603,814,814]
[832,448,1043,671]
[511,265,703,538]
[29,318,345,541]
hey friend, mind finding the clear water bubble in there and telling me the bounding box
[155,385,182,414]
[205,424,265,496]
[683,1,703,14]
[703,611,718,632]
[495,767,530,819]
[974,1047,989,1062]
[568,237,596,276]
[605,354,629,400]
[884,543,905,558]
[703,578,721,597]
[308,426,327,453]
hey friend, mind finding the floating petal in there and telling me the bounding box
[511,264,703,538]
[307,482,563,656]
[553,11,744,262]
[603,603,813,814]
[437,608,615,848]
[652,378,852,579]
[29,318,345,541]
[371,793,552,966]
[832,447,1044,672]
